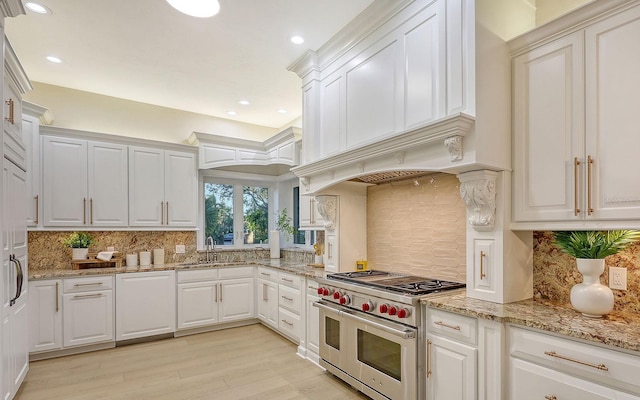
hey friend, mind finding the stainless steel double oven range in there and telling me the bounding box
[314,270,465,400]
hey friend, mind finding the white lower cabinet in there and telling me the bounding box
[116,271,175,341]
[63,288,113,347]
[176,267,254,331]
[277,271,303,342]
[304,279,320,364]
[257,278,278,329]
[29,280,63,352]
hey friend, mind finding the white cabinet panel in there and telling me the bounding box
[63,290,114,347]
[177,281,218,329]
[427,335,477,400]
[320,75,342,157]
[116,271,176,341]
[219,278,254,323]
[128,146,164,226]
[42,136,88,226]
[278,307,301,342]
[299,195,325,230]
[164,151,197,226]
[257,279,278,329]
[29,280,62,353]
[22,115,40,227]
[324,233,338,273]
[87,141,128,226]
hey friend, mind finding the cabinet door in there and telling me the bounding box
[324,233,339,273]
[22,115,40,227]
[257,279,278,329]
[219,278,254,323]
[306,291,320,359]
[298,195,325,230]
[128,146,164,226]
[87,141,128,226]
[177,281,218,330]
[585,6,640,220]
[512,32,585,222]
[320,74,343,158]
[427,335,477,400]
[116,271,175,341]
[62,290,114,347]
[164,150,197,226]
[42,136,88,226]
[3,78,25,168]
[28,280,62,353]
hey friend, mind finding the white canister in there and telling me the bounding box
[139,251,151,267]
[153,248,165,265]
[125,253,138,267]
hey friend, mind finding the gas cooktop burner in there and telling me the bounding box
[327,270,465,296]
[393,279,466,295]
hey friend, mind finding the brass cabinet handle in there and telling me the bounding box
[166,201,169,224]
[83,198,87,225]
[426,339,432,377]
[480,251,486,279]
[5,98,14,124]
[310,198,315,224]
[545,396,557,400]
[281,277,293,283]
[281,319,293,326]
[260,272,271,277]
[161,201,164,224]
[34,195,39,224]
[544,351,608,371]
[219,283,222,302]
[90,198,94,224]
[281,296,293,301]
[263,283,267,301]
[214,283,217,303]
[328,243,333,260]
[74,282,103,287]
[573,157,581,216]
[55,282,59,312]
[434,320,461,331]
[72,293,103,299]
[587,155,594,215]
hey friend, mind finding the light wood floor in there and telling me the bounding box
[16,324,370,400]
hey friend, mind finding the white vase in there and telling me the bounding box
[269,230,280,259]
[71,248,89,260]
[570,258,614,318]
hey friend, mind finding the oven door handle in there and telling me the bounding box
[313,301,343,315]
[342,310,416,340]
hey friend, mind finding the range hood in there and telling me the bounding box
[292,113,477,194]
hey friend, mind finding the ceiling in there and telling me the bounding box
[5,0,374,129]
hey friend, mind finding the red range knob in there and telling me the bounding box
[317,288,324,295]
[323,288,331,296]
[333,291,341,300]
[339,295,350,305]
[388,306,398,316]
[379,304,389,313]
[362,301,374,312]
[397,308,410,318]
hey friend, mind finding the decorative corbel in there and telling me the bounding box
[315,195,337,232]
[444,135,463,162]
[300,176,310,192]
[357,162,365,173]
[457,170,497,232]
[328,170,335,180]
[395,151,405,165]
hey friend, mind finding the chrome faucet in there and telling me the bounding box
[205,236,216,263]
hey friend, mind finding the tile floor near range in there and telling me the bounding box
[16,324,369,400]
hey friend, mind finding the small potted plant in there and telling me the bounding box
[553,230,640,317]
[269,209,296,259]
[62,232,95,260]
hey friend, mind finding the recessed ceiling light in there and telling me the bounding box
[25,2,50,14]
[166,0,220,18]
[277,109,288,114]
[227,111,237,116]
[46,56,62,64]
[238,100,250,106]
[290,35,305,45]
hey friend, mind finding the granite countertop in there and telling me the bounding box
[29,259,327,280]
[423,292,640,353]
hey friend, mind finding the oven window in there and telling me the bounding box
[325,317,341,350]
[357,330,401,381]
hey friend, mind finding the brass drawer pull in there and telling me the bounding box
[574,157,581,216]
[545,396,557,400]
[281,319,293,326]
[73,293,103,299]
[587,155,594,215]
[480,251,486,279]
[55,282,59,312]
[34,195,39,224]
[5,98,14,124]
[281,296,293,301]
[434,320,461,331]
[74,282,103,287]
[281,278,293,283]
[426,339,432,377]
[260,272,271,276]
[544,351,608,371]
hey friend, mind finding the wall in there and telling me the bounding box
[366,173,467,282]
[534,0,591,26]
[533,231,640,315]
[28,231,197,271]
[25,82,281,145]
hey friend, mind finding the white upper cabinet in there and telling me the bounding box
[298,195,325,231]
[511,2,640,226]
[42,136,128,227]
[129,146,197,227]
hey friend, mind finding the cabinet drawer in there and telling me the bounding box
[278,285,302,314]
[510,358,639,400]
[218,266,254,279]
[257,267,278,283]
[306,279,319,295]
[177,268,218,283]
[427,308,477,345]
[278,272,302,290]
[63,276,113,293]
[509,326,640,394]
[279,307,301,342]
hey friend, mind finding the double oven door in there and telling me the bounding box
[316,300,417,400]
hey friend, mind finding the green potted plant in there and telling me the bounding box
[62,232,95,260]
[269,209,296,259]
[553,230,640,317]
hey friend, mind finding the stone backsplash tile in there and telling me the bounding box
[533,231,640,314]
[28,231,197,270]
[367,173,467,282]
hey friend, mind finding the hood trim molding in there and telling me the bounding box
[293,113,475,193]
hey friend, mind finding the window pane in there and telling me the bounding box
[204,183,234,246]
[243,186,269,244]
[293,186,305,244]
